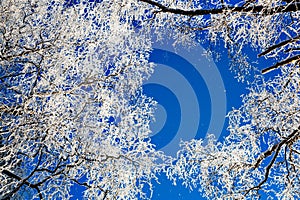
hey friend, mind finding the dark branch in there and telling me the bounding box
[253,127,300,169]
[259,35,300,57]
[1,146,45,199]
[140,0,300,16]
[247,127,300,195]
[2,170,43,199]
[261,55,300,74]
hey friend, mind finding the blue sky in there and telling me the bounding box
[144,43,248,199]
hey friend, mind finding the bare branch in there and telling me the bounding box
[262,55,300,74]
[2,170,43,200]
[258,35,300,57]
[140,0,300,16]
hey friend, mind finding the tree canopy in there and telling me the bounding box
[1,1,161,199]
[0,0,299,199]
[168,66,300,198]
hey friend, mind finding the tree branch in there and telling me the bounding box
[247,127,300,195]
[261,55,300,74]
[258,35,300,57]
[140,0,300,16]
[1,146,45,199]
[2,170,43,200]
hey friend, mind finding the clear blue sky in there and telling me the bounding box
[144,44,247,200]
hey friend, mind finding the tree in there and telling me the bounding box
[167,65,300,199]
[0,0,163,199]
[1,0,300,199]
[138,0,300,199]
[141,0,300,78]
